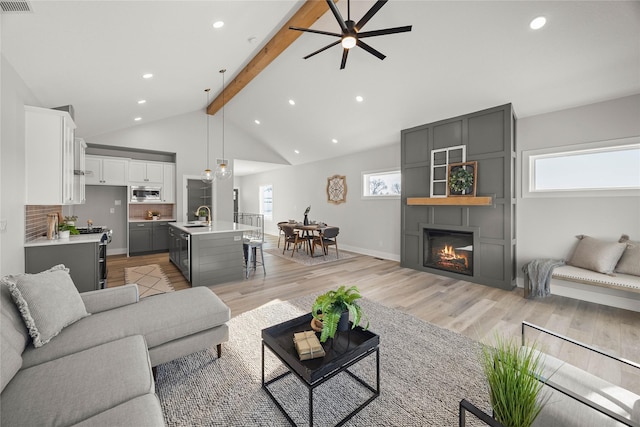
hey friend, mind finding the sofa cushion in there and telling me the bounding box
[1,335,154,427]
[567,235,627,275]
[21,286,230,368]
[0,284,29,392]
[72,394,165,427]
[1,264,89,347]
[616,236,640,276]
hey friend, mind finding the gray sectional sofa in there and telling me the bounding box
[1,265,230,426]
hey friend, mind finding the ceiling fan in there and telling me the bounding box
[290,0,412,70]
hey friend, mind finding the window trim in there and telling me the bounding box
[259,184,273,220]
[522,136,640,198]
[361,168,401,200]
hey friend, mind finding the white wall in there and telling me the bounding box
[0,56,40,276]
[236,144,401,261]
[88,110,289,223]
[516,94,640,277]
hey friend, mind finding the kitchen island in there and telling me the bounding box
[168,221,256,287]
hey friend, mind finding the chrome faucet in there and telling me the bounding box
[195,205,212,226]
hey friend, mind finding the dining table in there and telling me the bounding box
[292,223,326,257]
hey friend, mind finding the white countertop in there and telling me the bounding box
[25,233,104,247]
[128,218,177,223]
[170,220,257,235]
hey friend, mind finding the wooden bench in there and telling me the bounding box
[525,265,640,312]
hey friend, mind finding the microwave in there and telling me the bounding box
[131,186,162,202]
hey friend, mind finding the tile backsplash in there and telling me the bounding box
[128,204,174,220]
[25,205,61,242]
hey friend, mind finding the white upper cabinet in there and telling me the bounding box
[25,106,77,205]
[73,138,87,204]
[129,160,163,184]
[85,155,129,186]
[162,163,175,203]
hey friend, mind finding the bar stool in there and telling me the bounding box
[245,238,265,278]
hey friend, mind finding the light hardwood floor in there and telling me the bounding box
[108,234,640,391]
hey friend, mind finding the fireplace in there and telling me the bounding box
[423,228,474,276]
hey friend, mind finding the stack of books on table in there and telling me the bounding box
[293,331,326,361]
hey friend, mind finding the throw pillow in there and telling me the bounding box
[567,235,627,275]
[616,235,640,276]
[0,264,89,347]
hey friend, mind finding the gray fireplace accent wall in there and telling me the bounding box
[401,104,516,290]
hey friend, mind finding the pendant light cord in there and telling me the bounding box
[205,88,210,170]
[220,69,226,162]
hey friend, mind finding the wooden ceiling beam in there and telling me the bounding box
[207,0,333,115]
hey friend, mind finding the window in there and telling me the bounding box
[362,169,401,198]
[259,184,273,219]
[523,137,640,197]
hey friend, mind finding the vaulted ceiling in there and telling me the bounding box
[3,1,639,173]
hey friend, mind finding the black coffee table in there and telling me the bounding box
[261,313,380,426]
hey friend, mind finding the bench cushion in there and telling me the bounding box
[21,287,230,368]
[553,265,640,293]
[1,335,154,427]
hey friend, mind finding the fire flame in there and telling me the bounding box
[439,245,468,267]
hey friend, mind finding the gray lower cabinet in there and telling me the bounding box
[190,231,244,286]
[25,243,100,293]
[129,221,173,255]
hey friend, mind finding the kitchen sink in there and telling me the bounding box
[184,224,207,228]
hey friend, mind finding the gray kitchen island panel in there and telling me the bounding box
[190,230,244,286]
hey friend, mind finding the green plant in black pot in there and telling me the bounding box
[312,285,368,343]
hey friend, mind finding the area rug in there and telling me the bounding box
[155,295,491,426]
[266,247,356,266]
[124,264,174,298]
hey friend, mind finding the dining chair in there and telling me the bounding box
[312,226,339,259]
[281,225,301,255]
[276,221,288,248]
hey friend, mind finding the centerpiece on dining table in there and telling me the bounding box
[303,206,311,225]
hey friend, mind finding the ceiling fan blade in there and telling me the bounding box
[358,25,413,39]
[326,0,348,33]
[355,0,387,31]
[340,48,349,70]
[303,40,341,60]
[289,26,342,38]
[356,40,386,60]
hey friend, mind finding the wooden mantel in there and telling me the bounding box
[407,196,493,206]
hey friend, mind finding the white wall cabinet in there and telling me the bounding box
[73,138,87,204]
[85,155,129,186]
[25,106,78,205]
[162,163,175,203]
[129,160,163,184]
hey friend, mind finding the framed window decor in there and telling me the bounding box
[431,145,466,197]
[327,175,347,204]
[447,161,477,197]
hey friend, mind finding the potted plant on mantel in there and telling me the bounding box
[311,285,369,343]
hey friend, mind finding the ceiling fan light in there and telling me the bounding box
[341,36,356,49]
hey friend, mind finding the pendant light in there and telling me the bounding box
[201,88,214,183]
[215,69,232,180]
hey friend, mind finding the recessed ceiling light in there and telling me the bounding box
[294,149,300,154]
[138,100,146,104]
[355,95,364,102]
[254,119,261,125]
[142,73,153,79]
[289,99,296,106]
[332,138,338,143]
[213,21,224,29]
[134,117,142,121]
[530,16,546,30]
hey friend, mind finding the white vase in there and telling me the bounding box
[59,230,70,239]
